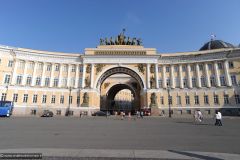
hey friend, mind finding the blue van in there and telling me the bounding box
[0,101,14,117]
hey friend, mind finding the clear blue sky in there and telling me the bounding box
[0,0,239,53]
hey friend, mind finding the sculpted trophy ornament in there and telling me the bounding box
[150,92,157,108]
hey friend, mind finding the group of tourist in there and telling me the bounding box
[194,110,223,126]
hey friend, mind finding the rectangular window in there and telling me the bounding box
[182,65,186,72]
[37,63,43,70]
[183,78,188,88]
[175,78,180,88]
[201,76,206,87]
[63,65,68,72]
[33,94,38,103]
[199,64,203,71]
[158,79,162,88]
[160,96,164,105]
[204,95,209,105]
[60,95,64,104]
[35,77,41,86]
[218,62,223,69]
[224,95,229,105]
[185,96,190,105]
[28,62,34,69]
[16,75,23,85]
[166,78,171,87]
[1,93,7,101]
[158,67,162,72]
[19,61,25,69]
[208,64,213,70]
[228,61,234,69]
[235,95,240,104]
[8,60,13,67]
[47,64,51,71]
[166,66,170,72]
[71,65,76,72]
[79,66,83,72]
[177,96,181,105]
[26,76,32,86]
[69,96,73,104]
[192,78,196,87]
[42,95,47,103]
[194,96,199,105]
[13,93,18,102]
[51,95,56,103]
[77,96,80,106]
[220,76,226,86]
[214,95,219,104]
[168,96,172,105]
[174,66,178,72]
[231,75,237,85]
[45,78,50,87]
[191,65,195,71]
[53,78,59,87]
[55,64,59,71]
[23,94,28,103]
[210,76,215,86]
[4,74,11,84]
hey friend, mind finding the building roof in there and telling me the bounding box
[199,40,235,51]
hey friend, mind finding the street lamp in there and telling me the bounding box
[65,86,72,116]
[167,85,172,118]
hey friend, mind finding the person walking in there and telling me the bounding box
[140,111,144,119]
[215,110,222,126]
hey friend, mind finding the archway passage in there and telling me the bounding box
[104,84,140,114]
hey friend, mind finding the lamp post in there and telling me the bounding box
[65,86,72,116]
[167,85,172,118]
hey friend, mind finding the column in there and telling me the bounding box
[22,60,28,85]
[49,63,54,87]
[11,60,18,85]
[58,64,63,88]
[204,63,211,88]
[214,62,220,87]
[162,65,167,88]
[75,64,79,88]
[224,60,232,87]
[67,64,71,87]
[82,64,86,88]
[146,64,150,89]
[41,63,47,87]
[170,65,175,88]
[31,62,37,86]
[90,64,94,88]
[187,64,193,88]
[196,63,201,88]
[179,64,183,89]
[155,64,159,89]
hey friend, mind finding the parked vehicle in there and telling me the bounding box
[92,111,107,116]
[0,101,14,117]
[41,110,53,117]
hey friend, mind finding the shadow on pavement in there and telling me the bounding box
[168,150,223,160]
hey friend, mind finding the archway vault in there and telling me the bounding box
[95,66,145,90]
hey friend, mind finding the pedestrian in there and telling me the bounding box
[197,110,203,122]
[140,111,144,118]
[128,112,131,120]
[80,111,82,118]
[215,111,222,126]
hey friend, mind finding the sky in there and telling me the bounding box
[0,0,240,53]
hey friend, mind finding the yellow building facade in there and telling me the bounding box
[0,33,240,116]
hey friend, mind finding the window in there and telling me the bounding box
[214,95,219,105]
[23,94,28,103]
[79,66,83,72]
[26,76,32,86]
[42,95,47,103]
[166,78,171,87]
[16,75,23,85]
[183,78,188,88]
[62,78,67,87]
[204,95,209,104]
[210,76,215,86]
[158,67,162,72]
[55,64,59,71]
[33,95,38,103]
[60,95,64,104]
[38,63,43,70]
[78,78,82,88]
[199,64,203,71]
[53,78,59,87]
[182,65,186,72]
[177,96,181,105]
[63,65,68,72]
[47,64,51,71]
[70,78,75,87]
[175,78,180,88]
[220,76,226,86]
[192,78,196,87]
[231,75,237,85]
[77,96,80,106]
[28,62,34,69]
[51,95,56,103]
[168,96,172,105]
[185,96,190,105]
[35,77,41,86]
[4,74,11,84]
[1,93,7,101]
[13,94,18,102]
[160,96,164,105]
[228,61,234,69]
[69,96,73,104]
[218,62,223,69]
[158,79,162,88]
[8,60,13,67]
[208,64,213,70]
[224,95,229,105]
[71,65,76,72]
[201,76,206,87]
[191,65,195,71]
[45,78,50,87]
[166,66,170,72]
[19,61,25,69]
[174,66,178,72]
[194,96,199,105]
[235,95,240,104]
